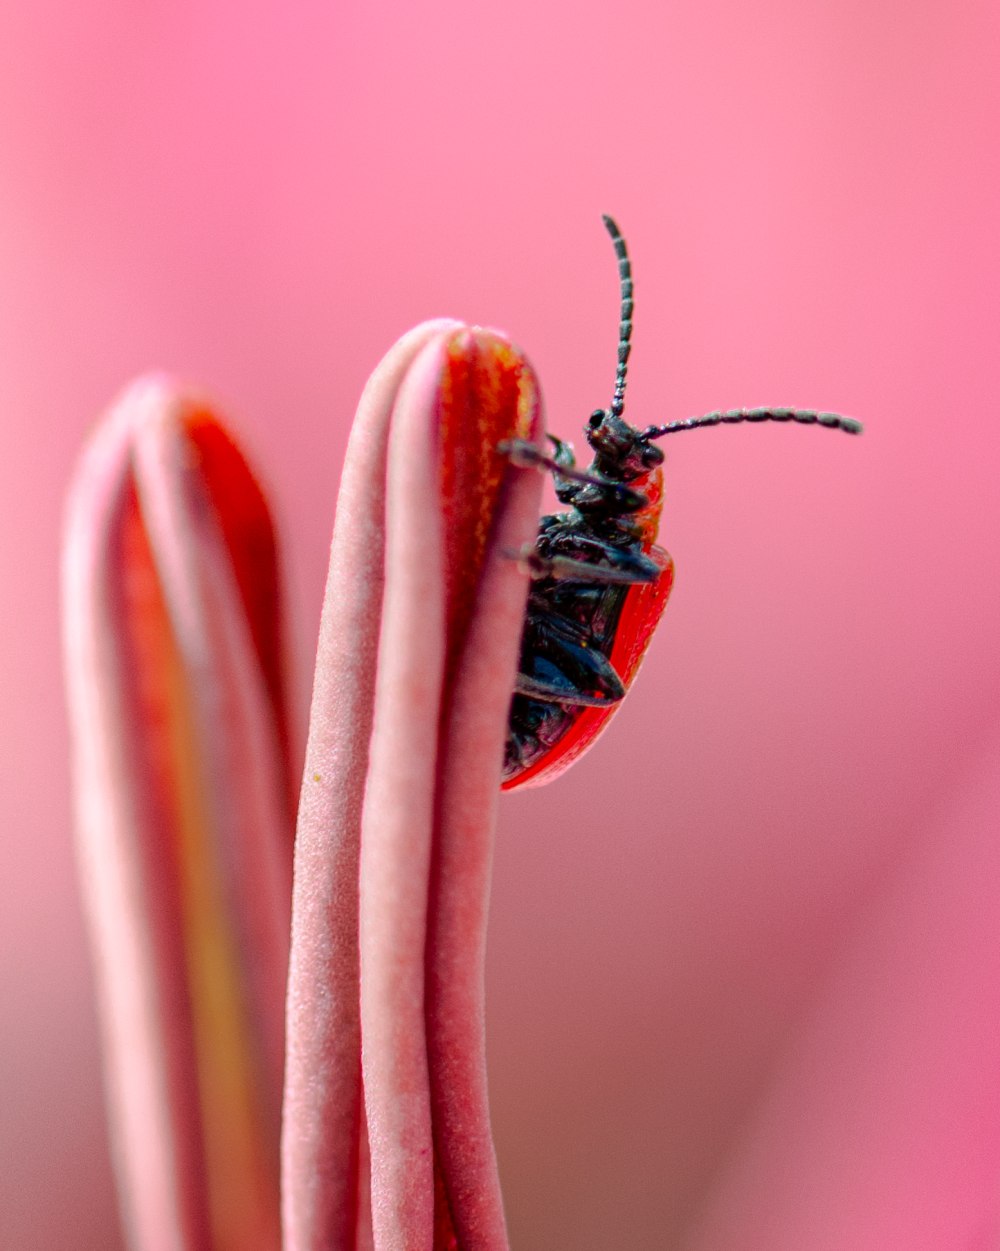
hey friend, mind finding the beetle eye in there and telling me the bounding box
[589,409,606,429]
[641,443,664,467]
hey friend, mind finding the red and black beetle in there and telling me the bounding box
[500,215,861,790]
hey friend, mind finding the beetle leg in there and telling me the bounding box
[498,437,646,511]
[508,520,664,583]
[514,631,626,706]
[545,434,583,505]
[514,548,658,584]
[503,729,528,776]
[513,671,622,706]
[544,521,667,578]
[504,699,577,780]
[545,433,576,469]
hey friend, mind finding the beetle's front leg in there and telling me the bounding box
[498,435,575,474]
[498,437,646,511]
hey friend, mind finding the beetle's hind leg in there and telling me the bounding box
[514,603,627,707]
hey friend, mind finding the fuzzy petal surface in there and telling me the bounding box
[283,324,543,1251]
[63,376,294,1251]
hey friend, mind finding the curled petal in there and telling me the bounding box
[282,324,543,1250]
[62,376,294,1251]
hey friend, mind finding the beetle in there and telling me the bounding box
[500,214,861,790]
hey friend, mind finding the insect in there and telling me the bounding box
[500,214,861,790]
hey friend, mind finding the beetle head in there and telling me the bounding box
[587,407,664,481]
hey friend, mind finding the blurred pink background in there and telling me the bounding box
[2,1,999,1247]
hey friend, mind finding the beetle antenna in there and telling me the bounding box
[602,214,633,420]
[642,407,863,439]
